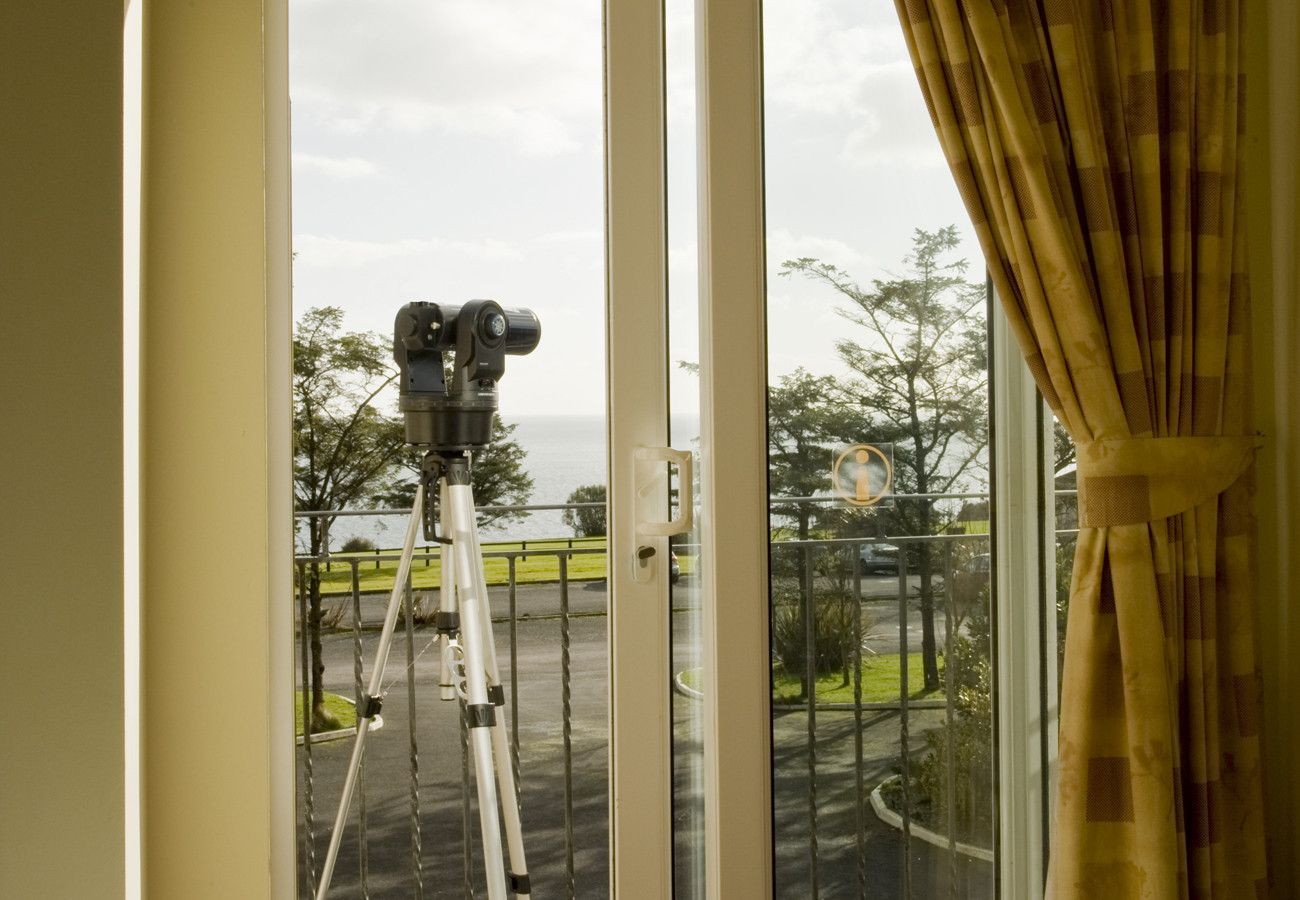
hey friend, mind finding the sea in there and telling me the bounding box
[309,414,699,550]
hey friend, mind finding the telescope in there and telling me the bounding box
[317,299,542,900]
[393,299,541,451]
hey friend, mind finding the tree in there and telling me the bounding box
[294,307,406,729]
[782,226,989,691]
[375,414,535,529]
[767,368,875,543]
[562,484,607,537]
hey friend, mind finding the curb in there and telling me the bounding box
[672,667,948,712]
[868,776,993,863]
[673,669,704,700]
[318,575,608,599]
[297,696,384,746]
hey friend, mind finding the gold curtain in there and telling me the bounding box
[892,0,1268,896]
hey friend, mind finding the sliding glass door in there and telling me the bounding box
[288,1,1054,896]
[760,2,997,895]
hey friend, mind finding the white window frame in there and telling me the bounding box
[990,298,1058,899]
[688,3,1062,896]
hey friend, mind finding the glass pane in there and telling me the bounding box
[289,2,609,896]
[1053,418,1077,693]
[666,0,706,894]
[762,2,996,896]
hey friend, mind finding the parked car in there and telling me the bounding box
[957,552,991,581]
[953,552,991,609]
[858,542,903,575]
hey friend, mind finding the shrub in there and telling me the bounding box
[563,484,607,538]
[771,583,869,695]
[891,585,994,846]
[340,535,376,553]
[908,639,993,844]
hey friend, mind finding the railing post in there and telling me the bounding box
[851,543,866,896]
[350,560,370,898]
[803,543,818,896]
[943,540,958,897]
[898,548,913,897]
[509,556,522,813]
[297,561,317,897]
[460,698,472,900]
[560,553,575,900]
[403,572,424,899]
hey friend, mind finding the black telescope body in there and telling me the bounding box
[393,299,541,452]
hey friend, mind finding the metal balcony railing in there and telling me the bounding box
[295,544,603,899]
[293,493,1076,898]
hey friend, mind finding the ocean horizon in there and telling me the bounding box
[304,412,700,550]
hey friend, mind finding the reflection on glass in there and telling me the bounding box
[666,0,706,896]
[764,2,995,896]
[1054,418,1077,692]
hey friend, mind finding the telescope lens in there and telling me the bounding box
[502,309,541,355]
[484,311,507,339]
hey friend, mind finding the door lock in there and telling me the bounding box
[631,446,692,583]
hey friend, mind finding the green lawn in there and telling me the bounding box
[295,690,357,736]
[309,537,608,595]
[307,537,697,595]
[773,652,942,704]
[682,652,942,704]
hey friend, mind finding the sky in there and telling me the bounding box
[289,0,981,418]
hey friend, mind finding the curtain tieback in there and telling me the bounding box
[1075,435,1262,527]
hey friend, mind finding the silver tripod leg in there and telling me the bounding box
[437,479,458,701]
[314,485,425,900]
[459,485,531,896]
[445,475,531,898]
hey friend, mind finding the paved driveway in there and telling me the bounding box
[297,577,993,898]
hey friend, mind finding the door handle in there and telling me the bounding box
[633,446,693,537]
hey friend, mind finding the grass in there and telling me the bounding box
[307,537,697,595]
[310,537,607,595]
[772,652,942,704]
[295,690,357,736]
[681,652,944,704]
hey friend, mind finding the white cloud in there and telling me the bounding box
[533,229,602,245]
[291,152,379,179]
[290,0,601,156]
[762,0,946,170]
[766,228,869,270]
[293,233,521,268]
[668,242,698,275]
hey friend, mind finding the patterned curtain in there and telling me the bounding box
[891,1,1268,897]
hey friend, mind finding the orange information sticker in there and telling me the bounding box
[831,443,894,507]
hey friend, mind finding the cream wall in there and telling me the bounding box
[141,0,294,897]
[0,2,1293,898]
[0,3,127,897]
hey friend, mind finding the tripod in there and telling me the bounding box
[315,451,530,900]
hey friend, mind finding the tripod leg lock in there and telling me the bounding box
[357,693,383,719]
[435,610,460,634]
[466,703,496,728]
[508,871,531,894]
[487,684,506,707]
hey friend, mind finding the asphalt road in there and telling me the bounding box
[297,576,993,899]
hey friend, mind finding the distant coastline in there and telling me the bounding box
[301,413,699,550]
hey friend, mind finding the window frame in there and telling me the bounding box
[690,3,1062,895]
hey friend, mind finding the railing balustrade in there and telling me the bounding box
[292,493,1074,897]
